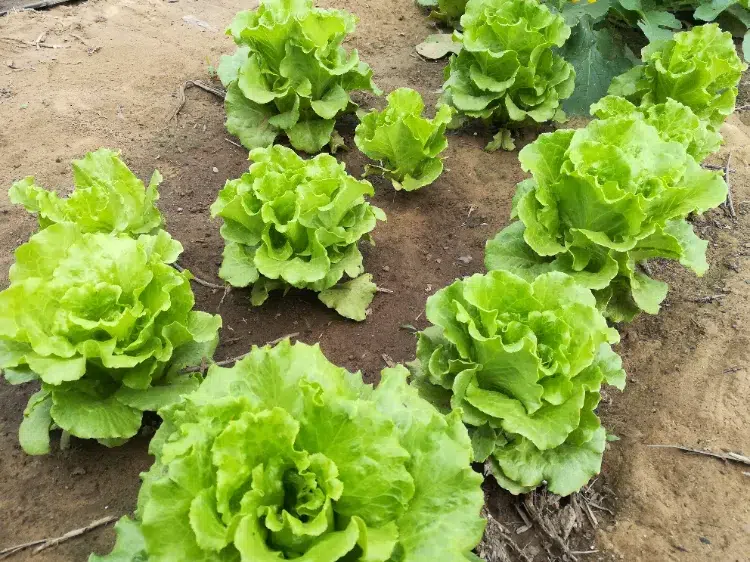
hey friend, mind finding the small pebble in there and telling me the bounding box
[457,255,473,264]
[212,166,219,173]
[177,207,183,212]
[382,265,390,272]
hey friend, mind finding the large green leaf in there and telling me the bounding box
[560,16,634,115]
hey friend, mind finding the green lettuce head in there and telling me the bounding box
[355,88,454,191]
[484,110,728,322]
[9,148,163,236]
[441,0,575,139]
[89,340,486,562]
[218,0,380,154]
[211,145,386,321]
[0,223,222,454]
[485,112,727,322]
[411,270,625,496]
[608,23,747,131]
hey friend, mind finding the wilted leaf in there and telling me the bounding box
[416,34,461,59]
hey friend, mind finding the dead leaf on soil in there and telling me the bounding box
[415,34,461,60]
[182,15,217,32]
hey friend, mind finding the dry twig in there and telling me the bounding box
[477,507,534,562]
[376,287,394,294]
[1,36,64,49]
[166,80,226,123]
[723,152,737,219]
[33,31,47,48]
[216,333,301,366]
[580,498,598,529]
[523,494,578,562]
[217,284,232,310]
[172,263,225,290]
[690,294,725,304]
[514,503,533,534]
[586,501,614,516]
[0,516,116,559]
[648,444,750,466]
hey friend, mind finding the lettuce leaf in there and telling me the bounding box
[210,145,385,321]
[89,341,485,561]
[441,0,575,144]
[0,224,221,453]
[608,24,747,131]
[417,0,469,27]
[219,0,380,153]
[9,148,163,236]
[411,270,625,495]
[591,95,722,161]
[355,88,454,191]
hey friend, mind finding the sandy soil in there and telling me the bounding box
[0,1,748,561]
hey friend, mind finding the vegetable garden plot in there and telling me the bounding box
[0,0,749,560]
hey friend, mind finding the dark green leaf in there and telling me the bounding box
[560,17,635,115]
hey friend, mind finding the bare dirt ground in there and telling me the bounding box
[0,1,748,561]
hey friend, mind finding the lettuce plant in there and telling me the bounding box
[90,340,485,562]
[9,148,163,236]
[590,95,722,162]
[411,270,625,495]
[0,224,222,454]
[608,24,747,131]
[218,0,380,154]
[484,112,728,322]
[355,88,454,191]
[211,145,385,321]
[441,0,575,147]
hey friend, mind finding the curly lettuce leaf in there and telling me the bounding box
[591,95,722,161]
[355,88,454,191]
[9,148,163,236]
[485,106,727,321]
